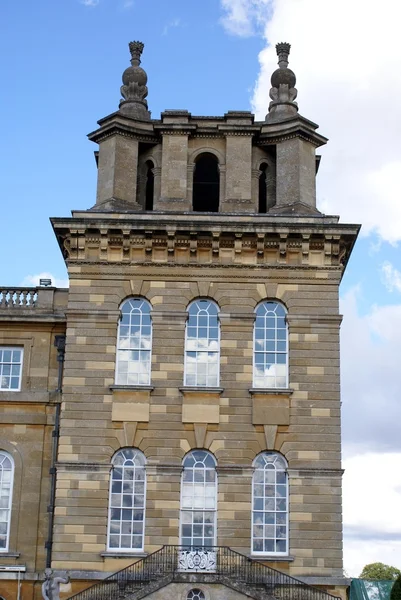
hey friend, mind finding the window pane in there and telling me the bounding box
[108,450,146,551]
[252,452,288,555]
[0,347,22,391]
[0,452,14,551]
[253,303,288,388]
[185,300,220,387]
[116,300,152,385]
[180,451,217,546]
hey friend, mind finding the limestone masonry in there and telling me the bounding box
[0,41,359,600]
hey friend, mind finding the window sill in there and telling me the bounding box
[101,551,148,558]
[249,388,293,395]
[250,554,294,562]
[109,385,154,392]
[179,387,224,394]
[0,551,20,558]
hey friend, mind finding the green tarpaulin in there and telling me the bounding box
[350,579,394,600]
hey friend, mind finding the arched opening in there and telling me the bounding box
[0,451,14,551]
[258,163,268,213]
[107,448,146,551]
[184,299,220,387]
[258,161,276,213]
[193,153,219,212]
[116,297,152,386]
[252,452,288,555]
[253,301,288,389]
[180,450,217,548]
[145,160,154,211]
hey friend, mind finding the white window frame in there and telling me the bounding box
[0,451,14,552]
[184,299,220,387]
[253,301,288,388]
[0,347,23,392]
[115,298,152,386]
[180,450,217,548]
[251,452,288,556]
[107,449,147,552]
[187,590,206,600]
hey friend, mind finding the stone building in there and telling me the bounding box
[0,42,359,600]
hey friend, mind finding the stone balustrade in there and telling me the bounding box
[0,288,38,308]
[0,287,68,315]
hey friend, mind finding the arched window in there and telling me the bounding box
[252,452,288,555]
[145,160,154,211]
[107,449,146,551]
[180,450,217,548]
[253,301,288,388]
[115,298,152,386]
[193,153,220,212]
[187,590,206,600]
[0,452,14,551]
[184,300,220,387]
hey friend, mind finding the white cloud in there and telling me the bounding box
[221,0,401,243]
[162,18,183,36]
[219,0,401,574]
[343,452,401,576]
[81,0,99,6]
[341,287,401,452]
[382,261,401,293]
[20,272,69,289]
[220,0,271,37]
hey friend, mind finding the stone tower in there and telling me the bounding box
[48,42,359,599]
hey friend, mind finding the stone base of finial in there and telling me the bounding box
[266,102,298,123]
[89,196,142,213]
[268,201,322,216]
[119,100,151,121]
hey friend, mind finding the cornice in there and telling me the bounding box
[52,221,357,275]
[88,119,158,145]
[257,131,325,148]
[53,212,360,231]
[154,123,197,136]
[65,265,344,281]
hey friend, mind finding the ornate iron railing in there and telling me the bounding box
[67,545,340,600]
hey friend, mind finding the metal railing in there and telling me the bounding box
[67,546,340,600]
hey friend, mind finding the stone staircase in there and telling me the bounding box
[67,546,340,600]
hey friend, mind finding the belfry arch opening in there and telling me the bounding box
[258,163,268,213]
[145,160,154,211]
[258,161,276,213]
[192,153,219,212]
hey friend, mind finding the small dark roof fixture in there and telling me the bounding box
[39,278,52,287]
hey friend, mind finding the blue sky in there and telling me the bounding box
[2,0,401,576]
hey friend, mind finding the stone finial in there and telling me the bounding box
[119,40,151,120]
[265,42,298,123]
[276,42,291,68]
[129,41,144,65]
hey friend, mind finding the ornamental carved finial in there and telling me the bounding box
[276,42,291,68]
[265,41,298,123]
[129,41,144,66]
[119,40,150,120]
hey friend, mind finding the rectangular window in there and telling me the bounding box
[0,347,23,391]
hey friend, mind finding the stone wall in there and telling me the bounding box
[0,289,67,597]
[51,255,344,579]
